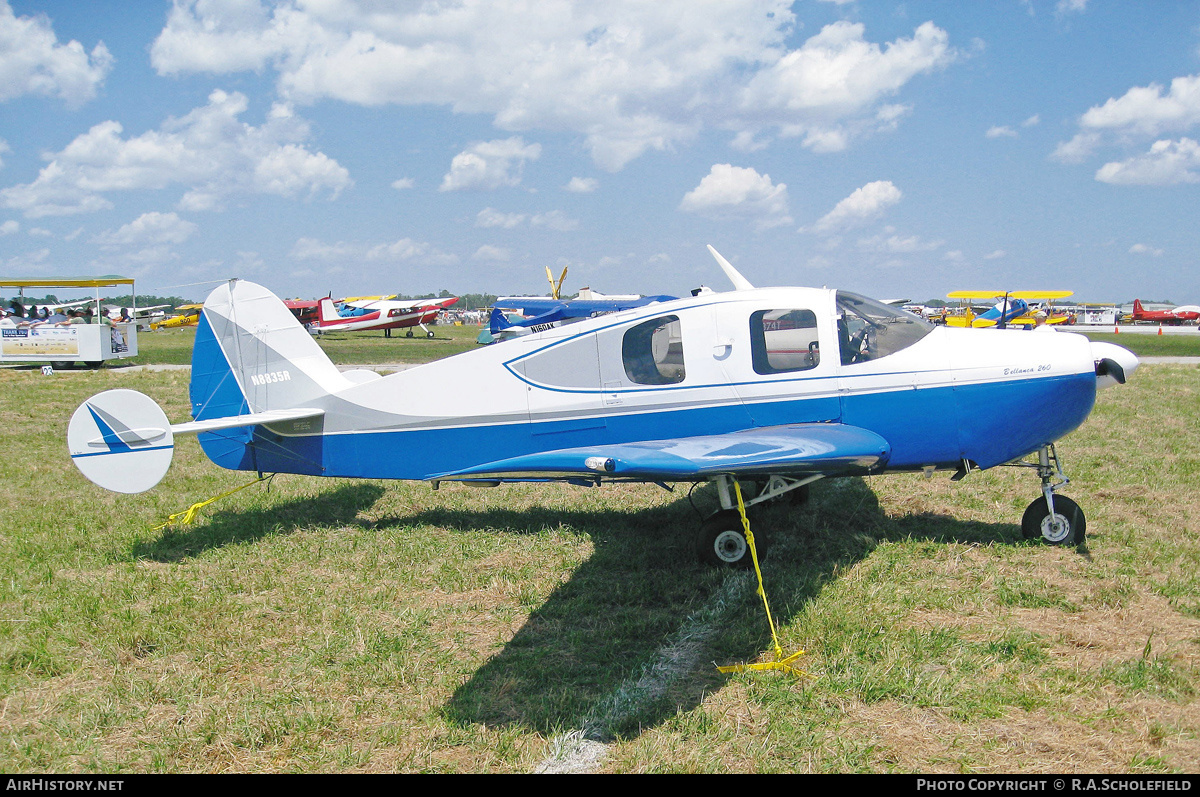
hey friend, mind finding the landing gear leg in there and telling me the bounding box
[1020,444,1086,546]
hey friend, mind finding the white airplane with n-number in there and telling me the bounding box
[68,246,1138,566]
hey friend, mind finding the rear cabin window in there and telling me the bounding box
[622,315,685,385]
[750,309,820,374]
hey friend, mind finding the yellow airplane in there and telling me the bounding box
[944,291,1075,328]
[150,304,204,330]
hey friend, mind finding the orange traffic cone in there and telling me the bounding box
[1158,326,1163,335]
[1114,325,1120,334]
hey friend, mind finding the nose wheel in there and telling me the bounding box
[1017,444,1086,546]
[1021,493,1085,545]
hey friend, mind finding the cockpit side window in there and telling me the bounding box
[622,315,684,385]
[750,309,820,374]
[836,292,933,366]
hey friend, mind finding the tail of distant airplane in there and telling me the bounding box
[68,280,336,493]
[317,296,343,325]
[489,306,515,335]
[1132,299,1145,317]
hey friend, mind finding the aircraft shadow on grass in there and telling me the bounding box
[130,482,387,562]
[406,477,1028,741]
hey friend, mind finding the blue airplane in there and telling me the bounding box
[68,246,1138,566]
[487,288,678,342]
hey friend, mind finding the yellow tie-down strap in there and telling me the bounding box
[151,474,273,532]
[716,479,814,679]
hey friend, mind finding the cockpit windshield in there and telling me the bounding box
[836,291,933,366]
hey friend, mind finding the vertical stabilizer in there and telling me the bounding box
[191,280,348,422]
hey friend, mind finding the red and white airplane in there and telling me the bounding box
[313,295,459,337]
[1128,299,1200,325]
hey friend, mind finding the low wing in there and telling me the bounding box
[431,423,890,482]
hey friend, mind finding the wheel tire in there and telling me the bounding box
[427,331,435,338]
[697,510,759,568]
[405,329,413,338]
[1021,495,1086,546]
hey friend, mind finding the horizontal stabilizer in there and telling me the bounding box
[69,388,326,494]
[432,423,890,482]
[171,407,325,436]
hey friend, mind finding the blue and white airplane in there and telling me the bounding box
[68,246,1138,566]
[488,288,679,342]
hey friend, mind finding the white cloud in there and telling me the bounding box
[93,211,198,248]
[149,2,955,170]
[440,137,541,192]
[475,206,577,230]
[679,164,791,230]
[1080,75,1200,138]
[983,249,1006,260]
[1095,138,1200,185]
[1051,131,1101,163]
[391,178,415,190]
[0,0,113,106]
[292,235,458,266]
[476,207,526,228]
[812,180,901,233]
[1023,114,1040,127]
[531,210,579,231]
[0,219,16,235]
[857,230,944,253]
[473,245,510,262]
[986,125,1017,138]
[0,90,351,217]
[0,137,8,168]
[1129,243,1164,256]
[739,21,955,152]
[565,177,597,193]
[1056,0,1089,15]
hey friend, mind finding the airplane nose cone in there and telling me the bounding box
[1092,341,1139,389]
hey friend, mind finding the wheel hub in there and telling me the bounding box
[1041,513,1070,543]
[713,530,747,563]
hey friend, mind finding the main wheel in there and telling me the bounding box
[697,510,760,568]
[426,330,435,338]
[1021,494,1086,546]
[405,329,413,338]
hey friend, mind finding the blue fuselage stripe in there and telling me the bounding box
[199,371,1097,480]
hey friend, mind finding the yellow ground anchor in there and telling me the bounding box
[150,474,273,532]
[716,479,813,679]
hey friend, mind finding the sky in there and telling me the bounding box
[2,0,1200,304]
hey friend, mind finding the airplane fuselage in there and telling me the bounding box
[196,286,1109,482]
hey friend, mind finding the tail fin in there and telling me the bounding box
[317,296,342,325]
[489,306,514,335]
[1133,299,1144,315]
[191,280,348,422]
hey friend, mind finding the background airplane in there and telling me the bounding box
[486,287,679,342]
[150,304,204,330]
[945,291,1075,328]
[1127,299,1200,325]
[69,247,1138,567]
[313,295,459,337]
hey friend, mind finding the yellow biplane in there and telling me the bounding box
[944,291,1075,329]
[150,304,204,330]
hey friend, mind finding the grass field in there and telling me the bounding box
[0,346,1197,771]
